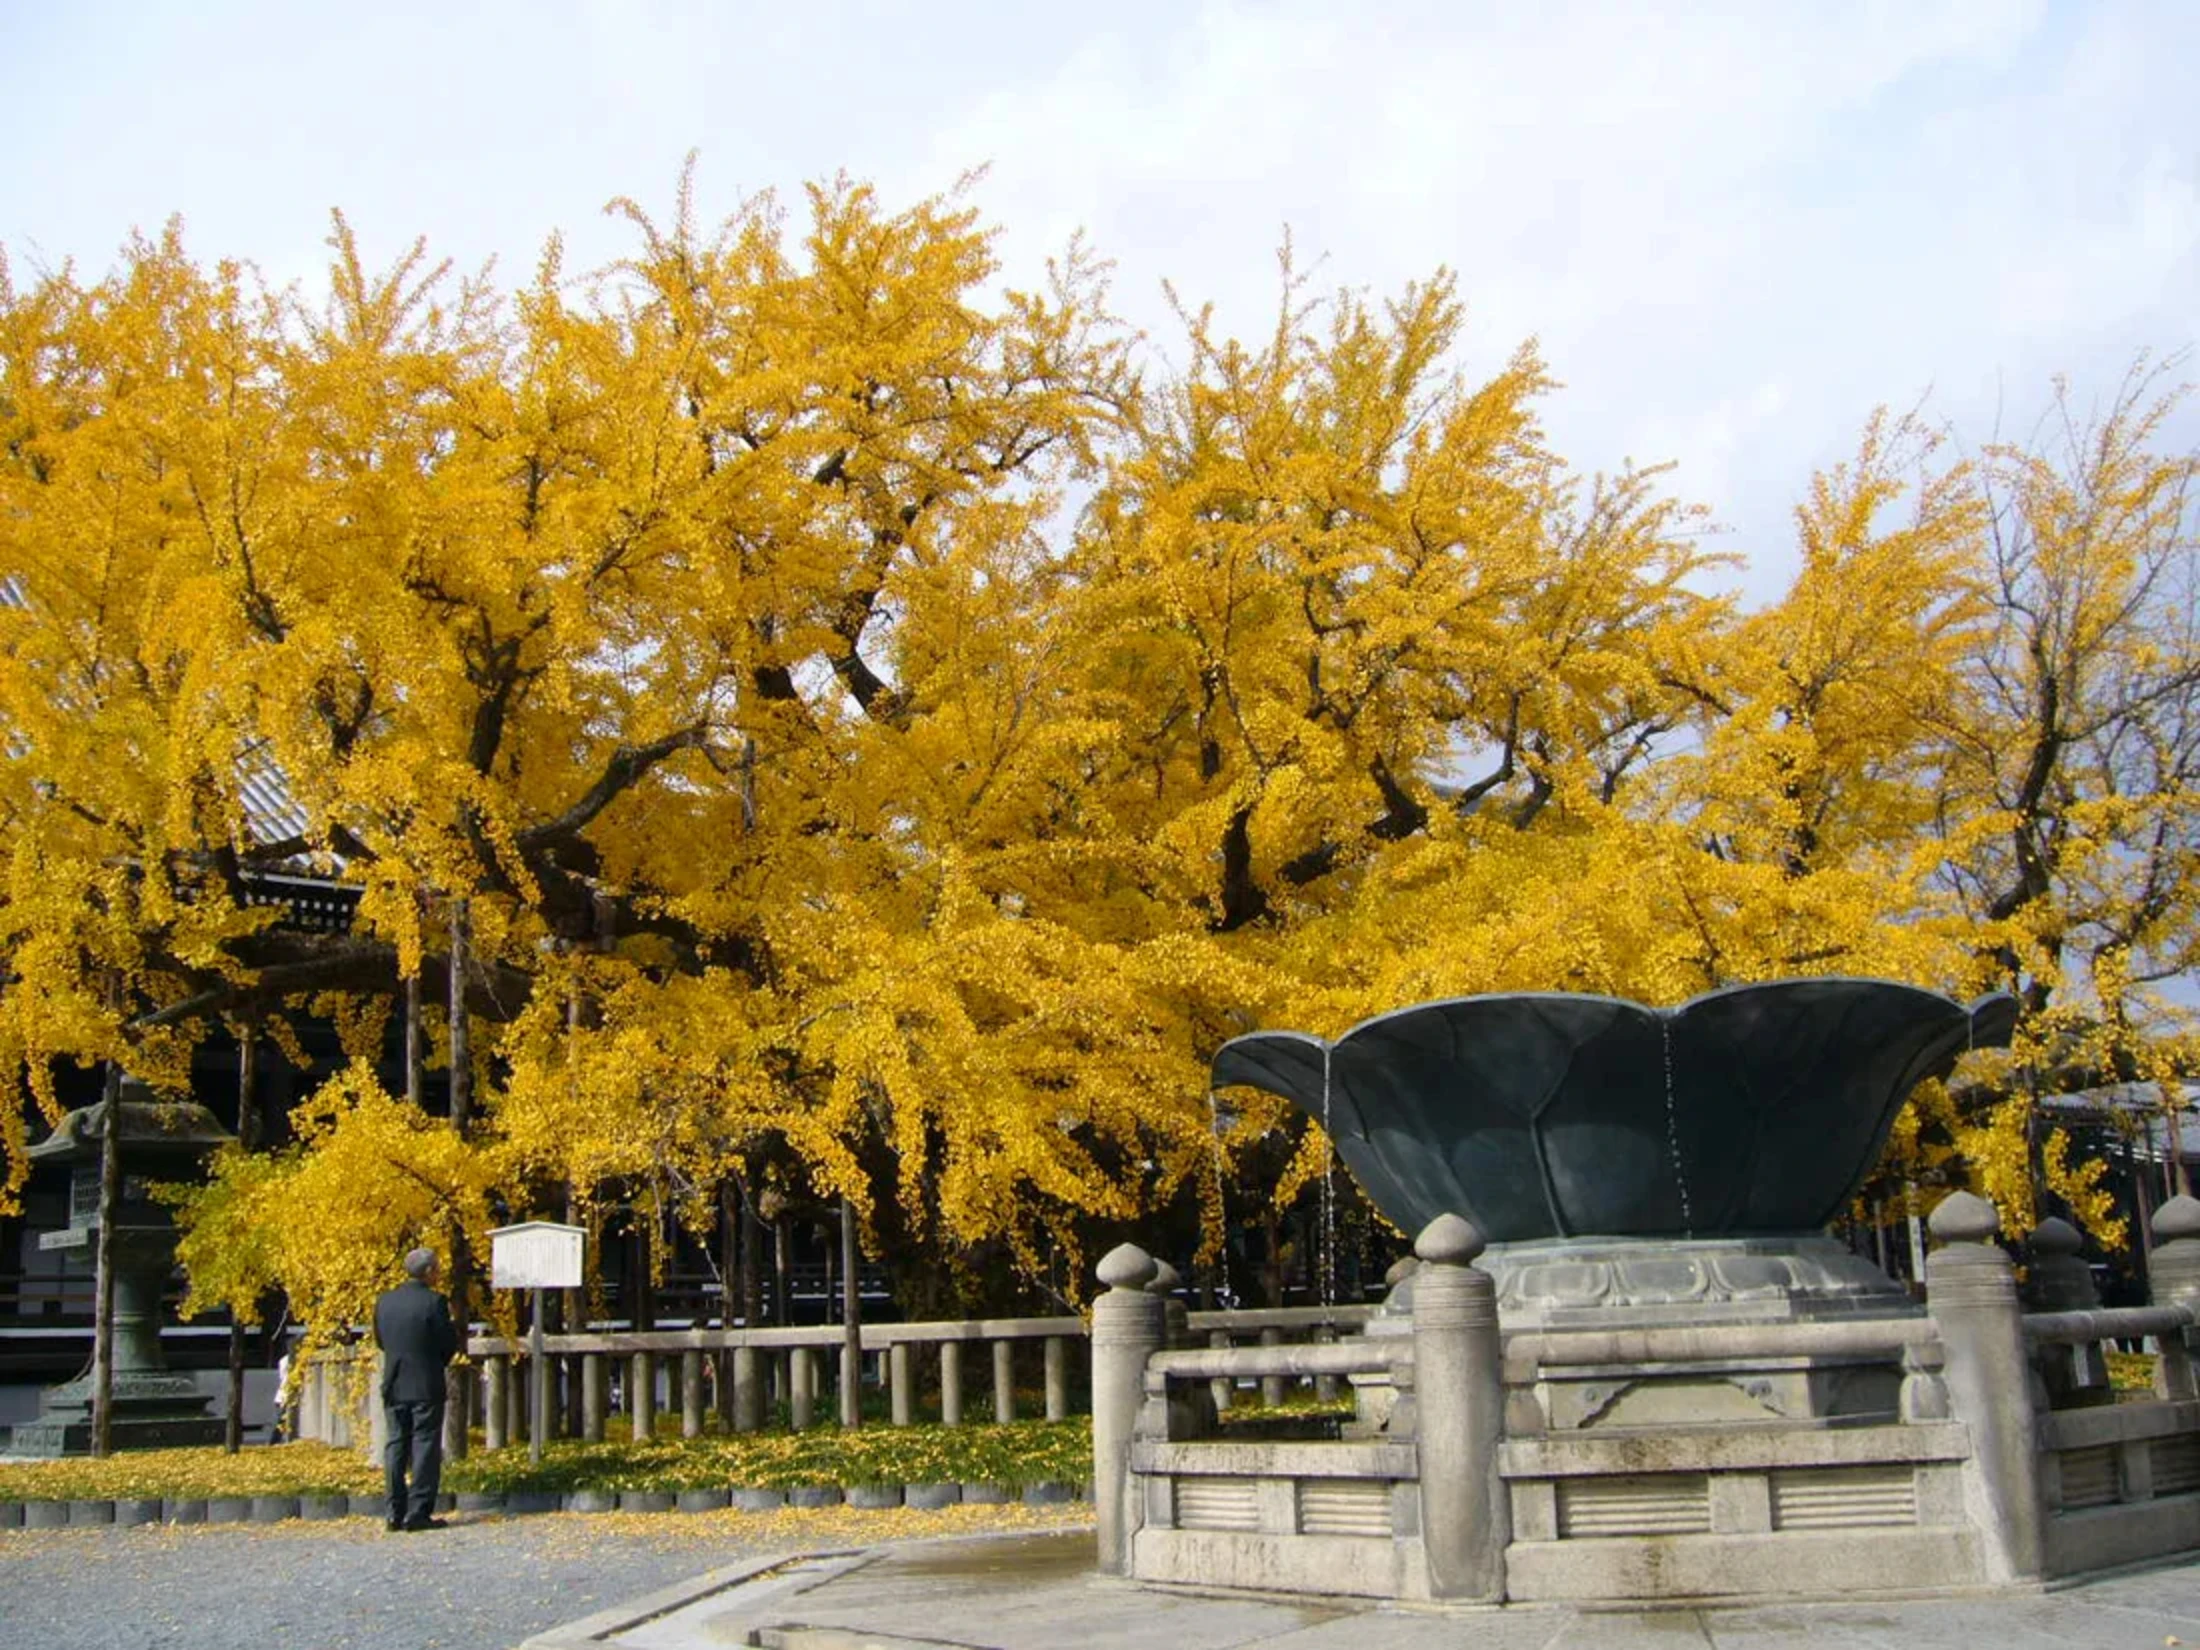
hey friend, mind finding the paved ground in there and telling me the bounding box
[549,1526,2200,1650]
[12,1514,2200,1649]
[0,1504,1084,1650]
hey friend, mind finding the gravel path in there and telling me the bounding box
[0,1504,1091,1650]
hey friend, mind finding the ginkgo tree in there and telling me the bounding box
[4,170,2195,1366]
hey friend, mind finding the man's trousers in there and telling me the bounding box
[383,1399,446,1527]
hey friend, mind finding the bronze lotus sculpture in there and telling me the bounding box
[1211,978,2017,1246]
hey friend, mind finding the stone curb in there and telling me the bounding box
[0,1480,1091,1531]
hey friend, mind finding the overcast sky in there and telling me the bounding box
[3,0,2194,600]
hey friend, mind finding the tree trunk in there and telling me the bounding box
[89,1059,123,1458]
[443,897,474,1461]
[1262,1209,1285,1309]
[840,1196,862,1429]
[563,1182,585,1436]
[225,1028,259,1453]
[774,1215,791,1326]
[633,1217,655,1333]
[404,970,424,1107]
[739,1175,763,1329]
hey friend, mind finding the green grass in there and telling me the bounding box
[2108,1348,2158,1394]
[0,1418,1092,1503]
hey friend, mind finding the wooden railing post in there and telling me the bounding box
[1258,1327,1284,1407]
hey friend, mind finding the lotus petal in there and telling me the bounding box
[1208,978,2018,1242]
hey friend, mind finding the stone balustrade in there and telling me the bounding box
[1100,1194,2200,1606]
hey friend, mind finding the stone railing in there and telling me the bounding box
[1098,1195,2200,1606]
[292,1299,1364,1452]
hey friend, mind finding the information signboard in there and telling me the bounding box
[489,1221,585,1291]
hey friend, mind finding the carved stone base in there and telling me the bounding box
[3,1372,224,1457]
[1349,1233,1919,1434]
[1479,1233,1912,1329]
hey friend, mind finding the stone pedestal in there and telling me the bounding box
[7,1230,224,1455]
[1353,1233,1916,1434]
[5,1087,230,1456]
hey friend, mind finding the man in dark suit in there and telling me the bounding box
[373,1246,459,1532]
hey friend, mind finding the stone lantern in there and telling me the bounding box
[6,1078,234,1454]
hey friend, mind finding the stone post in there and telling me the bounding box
[2025,1217,2100,1310]
[1313,1324,1340,1404]
[993,1339,1017,1423]
[581,1353,606,1442]
[1092,1243,1165,1577]
[791,1346,815,1431]
[630,1351,655,1442]
[682,1346,706,1438]
[1926,1191,2043,1583]
[484,1354,509,1451]
[2147,1195,2200,1399]
[1410,1214,1507,1602]
[940,1340,964,1426]
[890,1341,913,1425]
[1259,1327,1285,1408]
[733,1345,763,1432]
[1151,1260,1191,1347]
[369,1352,391,1457]
[1207,1329,1233,1414]
[1044,1336,1069,1421]
[2027,1217,2108,1405]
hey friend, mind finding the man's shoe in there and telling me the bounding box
[385,1519,404,1532]
[401,1516,450,1531]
